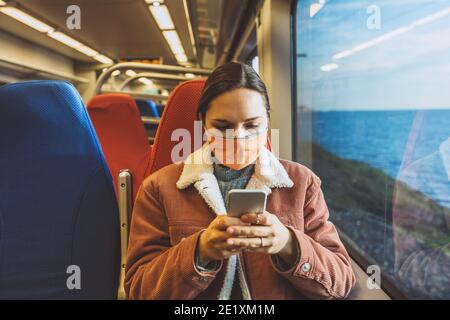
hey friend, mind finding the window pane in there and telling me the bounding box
[295,0,450,299]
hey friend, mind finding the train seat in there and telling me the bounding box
[145,99,160,118]
[87,93,152,201]
[148,79,271,174]
[148,79,206,174]
[0,81,120,299]
[136,99,160,118]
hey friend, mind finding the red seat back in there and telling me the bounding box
[87,94,151,200]
[148,79,272,174]
[148,79,206,174]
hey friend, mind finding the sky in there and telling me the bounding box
[296,0,450,111]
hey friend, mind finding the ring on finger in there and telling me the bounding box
[256,213,261,225]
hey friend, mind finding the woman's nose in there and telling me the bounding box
[233,127,249,138]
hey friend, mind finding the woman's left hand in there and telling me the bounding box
[225,211,299,265]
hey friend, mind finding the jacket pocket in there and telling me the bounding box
[168,224,206,246]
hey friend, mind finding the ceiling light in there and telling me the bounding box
[48,31,97,57]
[149,4,174,30]
[0,7,113,64]
[170,44,185,55]
[175,53,188,63]
[184,73,195,79]
[94,54,113,65]
[411,6,450,28]
[356,27,410,53]
[48,31,83,48]
[183,0,197,58]
[138,78,153,86]
[332,50,353,60]
[112,70,121,76]
[0,7,54,33]
[126,70,137,77]
[320,63,339,72]
[49,31,112,63]
[310,2,325,18]
[163,30,181,46]
[76,45,98,57]
[332,7,450,62]
[157,13,188,65]
[145,0,164,4]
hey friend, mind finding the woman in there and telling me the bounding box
[125,62,356,300]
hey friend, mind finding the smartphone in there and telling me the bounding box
[227,189,267,218]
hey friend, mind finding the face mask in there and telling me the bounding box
[206,129,268,170]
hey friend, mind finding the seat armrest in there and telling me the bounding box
[117,170,133,300]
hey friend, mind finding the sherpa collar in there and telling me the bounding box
[176,143,294,215]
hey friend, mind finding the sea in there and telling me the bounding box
[310,109,450,207]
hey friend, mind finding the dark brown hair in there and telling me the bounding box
[197,62,270,121]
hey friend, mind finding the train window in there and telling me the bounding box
[294,0,450,299]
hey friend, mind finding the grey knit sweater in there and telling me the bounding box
[213,162,255,211]
[214,162,254,299]
[194,162,255,300]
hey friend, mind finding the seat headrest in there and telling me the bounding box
[148,79,206,174]
[148,78,272,174]
[88,93,138,111]
[0,80,120,299]
[86,93,149,153]
[87,93,152,200]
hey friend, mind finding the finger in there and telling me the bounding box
[240,211,275,226]
[215,242,244,252]
[215,216,251,230]
[212,235,244,250]
[226,226,274,238]
[209,230,232,243]
[227,237,274,248]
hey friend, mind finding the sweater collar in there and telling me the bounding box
[213,162,255,182]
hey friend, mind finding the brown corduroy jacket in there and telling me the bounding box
[125,144,356,300]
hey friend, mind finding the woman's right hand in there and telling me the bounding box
[197,215,251,267]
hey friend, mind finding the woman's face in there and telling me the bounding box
[202,88,269,137]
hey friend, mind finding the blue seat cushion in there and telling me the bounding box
[0,81,120,299]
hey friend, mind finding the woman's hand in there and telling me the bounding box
[197,215,251,267]
[226,211,300,266]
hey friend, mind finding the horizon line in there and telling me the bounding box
[298,107,450,112]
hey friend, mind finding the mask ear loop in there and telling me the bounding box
[266,136,272,150]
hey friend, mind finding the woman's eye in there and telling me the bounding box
[215,126,229,131]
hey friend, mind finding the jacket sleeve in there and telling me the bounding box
[270,175,356,299]
[125,179,223,300]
